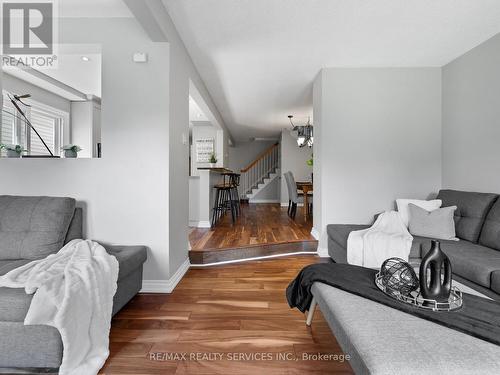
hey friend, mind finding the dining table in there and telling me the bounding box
[296,181,313,217]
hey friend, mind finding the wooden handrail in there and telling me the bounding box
[240,143,279,172]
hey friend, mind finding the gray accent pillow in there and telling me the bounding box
[479,198,500,251]
[436,190,498,243]
[408,204,458,240]
[0,196,76,260]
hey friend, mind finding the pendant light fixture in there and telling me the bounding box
[288,115,313,148]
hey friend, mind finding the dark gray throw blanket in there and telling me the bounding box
[286,263,500,346]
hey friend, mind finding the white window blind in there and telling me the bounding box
[1,91,66,157]
[1,108,15,144]
[29,108,58,155]
[1,101,16,157]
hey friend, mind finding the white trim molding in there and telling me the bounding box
[310,227,320,240]
[280,202,304,207]
[249,199,281,204]
[189,220,211,228]
[311,227,329,257]
[141,258,190,293]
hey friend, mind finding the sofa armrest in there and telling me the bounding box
[102,245,147,281]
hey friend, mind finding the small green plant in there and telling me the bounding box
[209,153,217,163]
[306,154,313,166]
[61,144,82,153]
[0,144,25,155]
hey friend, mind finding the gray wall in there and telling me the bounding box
[313,68,442,253]
[228,140,276,173]
[190,122,223,176]
[442,33,500,193]
[280,130,313,205]
[3,73,71,113]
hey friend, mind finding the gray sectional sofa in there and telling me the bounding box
[327,189,500,300]
[314,189,500,374]
[0,196,147,372]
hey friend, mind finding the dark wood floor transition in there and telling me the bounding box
[102,255,353,374]
[189,203,318,264]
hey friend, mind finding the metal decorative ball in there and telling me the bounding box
[380,258,419,296]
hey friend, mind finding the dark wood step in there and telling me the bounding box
[189,240,318,265]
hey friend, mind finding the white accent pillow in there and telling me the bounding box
[396,198,442,227]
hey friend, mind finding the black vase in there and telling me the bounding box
[419,240,452,303]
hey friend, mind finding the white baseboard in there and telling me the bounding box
[317,243,329,257]
[141,258,190,293]
[249,199,280,204]
[280,202,304,207]
[310,227,329,257]
[189,220,211,228]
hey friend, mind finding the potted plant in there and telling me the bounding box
[306,154,313,166]
[62,144,82,158]
[307,154,313,182]
[0,144,25,158]
[209,153,217,167]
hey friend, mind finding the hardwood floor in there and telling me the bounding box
[101,255,354,374]
[189,203,317,264]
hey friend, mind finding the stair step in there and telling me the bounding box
[246,167,281,200]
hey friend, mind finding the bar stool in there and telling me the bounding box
[211,183,236,228]
[222,172,241,217]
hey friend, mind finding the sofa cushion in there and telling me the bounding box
[311,283,500,375]
[327,224,369,248]
[327,224,421,260]
[435,241,500,288]
[0,245,147,322]
[104,245,148,281]
[0,260,33,322]
[436,190,498,243]
[491,271,500,295]
[408,204,457,240]
[479,199,500,251]
[64,207,83,244]
[0,259,32,276]
[0,196,76,260]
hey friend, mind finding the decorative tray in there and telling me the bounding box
[375,272,463,312]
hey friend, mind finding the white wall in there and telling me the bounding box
[442,33,500,193]
[0,18,171,281]
[312,72,323,241]
[145,1,231,277]
[313,68,442,253]
[280,130,313,205]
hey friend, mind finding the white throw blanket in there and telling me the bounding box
[347,211,413,268]
[0,239,119,375]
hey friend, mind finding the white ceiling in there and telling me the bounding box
[163,0,500,141]
[60,0,132,18]
[43,53,102,97]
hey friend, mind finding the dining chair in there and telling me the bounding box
[285,171,304,218]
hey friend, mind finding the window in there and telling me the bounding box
[1,91,66,157]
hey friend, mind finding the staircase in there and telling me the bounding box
[240,143,280,201]
[246,168,280,201]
